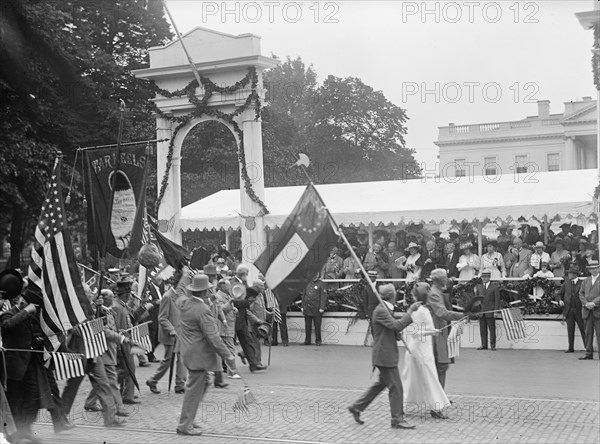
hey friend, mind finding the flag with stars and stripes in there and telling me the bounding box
[52,352,86,381]
[77,317,108,359]
[27,159,94,350]
[254,184,339,308]
[264,288,282,324]
[232,385,258,414]
[500,307,527,341]
[130,322,153,352]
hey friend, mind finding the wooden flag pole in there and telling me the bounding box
[296,162,414,353]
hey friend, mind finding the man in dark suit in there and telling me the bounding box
[475,269,501,351]
[428,269,465,389]
[556,265,586,353]
[302,274,328,345]
[421,240,442,279]
[176,273,236,436]
[578,261,600,360]
[348,284,420,430]
[443,242,460,279]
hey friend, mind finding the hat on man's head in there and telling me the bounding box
[216,258,225,264]
[464,296,484,313]
[246,287,259,299]
[257,323,272,340]
[203,264,218,276]
[115,274,133,292]
[0,269,23,300]
[449,232,459,239]
[534,241,544,249]
[559,223,571,229]
[481,269,493,276]
[459,241,473,250]
[186,273,215,292]
[567,265,580,275]
[231,283,246,299]
[586,260,600,269]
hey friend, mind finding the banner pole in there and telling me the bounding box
[296,164,413,353]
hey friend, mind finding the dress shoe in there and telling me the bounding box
[214,382,229,389]
[148,353,160,363]
[116,411,130,417]
[283,342,289,347]
[249,365,266,372]
[491,347,496,351]
[348,406,364,425]
[303,341,311,345]
[175,388,185,394]
[237,352,247,365]
[430,410,449,419]
[176,428,202,436]
[272,342,278,346]
[105,420,127,427]
[476,347,487,350]
[84,405,103,412]
[579,355,593,360]
[565,350,574,353]
[54,421,76,433]
[228,373,242,379]
[17,432,43,444]
[123,399,141,405]
[146,379,161,394]
[391,419,416,429]
[316,342,322,346]
[139,361,151,367]
[193,421,201,428]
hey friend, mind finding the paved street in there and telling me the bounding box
[31,344,599,444]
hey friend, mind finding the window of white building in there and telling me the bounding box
[547,153,560,172]
[484,156,497,176]
[455,158,466,177]
[515,155,528,174]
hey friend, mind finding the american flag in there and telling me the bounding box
[232,385,258,414]
[27,159,93,350]
[263,288,282,324]
[77,317,108,359]
[500,307,527,341]
[447,318,467,359]
[52,352,86,381]
[130,322,152,352]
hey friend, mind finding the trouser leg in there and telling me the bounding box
[304,316,313,343]
[378,366,404,425]
[315,315,323,344]
[479,317,488,348]
[435,362,449,389]
[351,371,386,412]
[148,343,175,384]
[565,311,576,350]
[177,369,208,432]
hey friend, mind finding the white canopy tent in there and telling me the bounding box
[181,169,597,232]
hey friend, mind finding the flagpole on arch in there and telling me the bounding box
[293,154,413,353]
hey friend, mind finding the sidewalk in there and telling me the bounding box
[32,346,599,443]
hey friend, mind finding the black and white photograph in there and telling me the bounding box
[0,1,599,443]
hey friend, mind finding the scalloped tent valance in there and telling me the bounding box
[180,169,598,232]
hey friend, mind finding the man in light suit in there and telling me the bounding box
[348,284,421,430]
[505,238,533,278]
[176,273,237,436]
[578,261,600,360]
[475,269,501,351]
[556,265,585,353]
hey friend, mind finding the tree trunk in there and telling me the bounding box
[9,207,25,269]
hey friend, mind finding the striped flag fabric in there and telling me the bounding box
[52,352,86,381]
[263,288,282,324]
[232,386,258,414]
[447,319,467,359]
[27,159,94,350]
[253,184,339,308]
[500,307,527,341]
[77,317,108,359]
[130,322,152,352]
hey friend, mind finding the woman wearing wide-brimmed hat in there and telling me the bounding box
[456,242,480,280]
[398,242,424,282]
[480,241,505,280]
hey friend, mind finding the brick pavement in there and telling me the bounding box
[33,378,599,444]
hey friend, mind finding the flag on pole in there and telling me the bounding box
[254,184,338,308]
[264,288,282,324]
[500,307,527,341]
[130,322,152,352]
[27,159,94,350]
[77,317,108,359]
[447,319,467,358]
[52,352,86,381]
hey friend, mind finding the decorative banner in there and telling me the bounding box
[83,145,148,259]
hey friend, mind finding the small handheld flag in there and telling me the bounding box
[232,385,258,414]
[500,307,527,341]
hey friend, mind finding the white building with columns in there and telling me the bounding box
[435,98,597,178]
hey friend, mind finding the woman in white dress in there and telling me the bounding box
[480,241,505,280]
[398,242,424,282]
[402,283,450,418]
[457,242,480,280]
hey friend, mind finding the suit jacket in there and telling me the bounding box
[444,251,460,279]
[427,285,464,364]
[158,288,181,345]
[0,302,36,380]
[579,275,600,319]
[100,306,125,366]
[421,248,442,279]
[302,280,328,316]
[475,282,500,317]
[556,278,582,317]
[506,248,533,277]
[371,303,412,368]
[178,297,233,371]
[387,251,405,279]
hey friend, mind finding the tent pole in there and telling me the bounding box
[476,220,483,257]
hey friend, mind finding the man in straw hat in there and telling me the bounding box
[348,284,421,430]
[556,265,586,353]
[578,261,600,360]
[176,273,237,435]
[474,269,500,351]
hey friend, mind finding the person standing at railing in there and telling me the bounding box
[456,242,480,281]
[321,246,344,292]
[386,241,405,280]
[343,246,362,280]
[549,239,571,278]
[443,242,460,279]
[398,242,423,282]
[480,241,506,280]
[474,269,501,351]
[505,238,533,278]
[529,242,551,276]
[364,243,389,279]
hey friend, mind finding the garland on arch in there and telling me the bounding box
[150,67,267,216]
[593,25,600,91]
